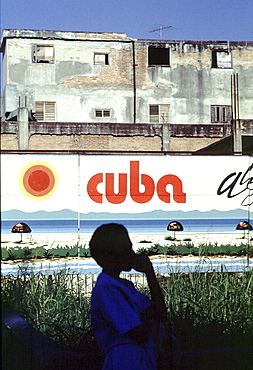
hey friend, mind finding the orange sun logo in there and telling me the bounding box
[19,161,59,200]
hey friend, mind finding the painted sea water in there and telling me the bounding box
[1,218,245,235]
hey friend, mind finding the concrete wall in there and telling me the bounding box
[135,41,253,124]
[1,30,253,126]
[3,35,135,123]
[1,30,253,153]
[1,119,234,152]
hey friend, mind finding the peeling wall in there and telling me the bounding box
[1,30,253,127]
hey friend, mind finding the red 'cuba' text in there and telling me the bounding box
[87,161,186,204]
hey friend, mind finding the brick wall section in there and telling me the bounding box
[0,134,18,150]
[170,137,221,152]
[61,48,133,89]
[29,134,162,151]
[108,135,161,151]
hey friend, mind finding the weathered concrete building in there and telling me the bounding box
[1,29,253,153]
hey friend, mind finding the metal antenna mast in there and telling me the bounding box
[149,25,172,39]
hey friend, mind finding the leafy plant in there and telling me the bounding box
[7,250,17,260]
[43,250,53,259]
[22,247,33,259]
[164,235,175,241]
[136,247,149,255]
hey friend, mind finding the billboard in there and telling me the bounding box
[1,154,252,217]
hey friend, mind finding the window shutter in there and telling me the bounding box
[44,102,56,121]
[34,102,44,121]
[211,106,216,122]
[35,102,55,121]
[95,110,103,117]
[222,107,227,122]
[227,107,231,123]
[211,105,231,123]
[159,105,170,123]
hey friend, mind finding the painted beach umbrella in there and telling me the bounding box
[11,222,32,242]
[167,221,184,240]
[236,221,252,238]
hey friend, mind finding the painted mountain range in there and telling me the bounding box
[2,209,252,220]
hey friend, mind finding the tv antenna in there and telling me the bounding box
[149,25,172,39]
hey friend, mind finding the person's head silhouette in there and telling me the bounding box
[89,223,135,273]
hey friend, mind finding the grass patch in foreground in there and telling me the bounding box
[2,269,253,353]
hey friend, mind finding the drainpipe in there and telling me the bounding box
[132,41,137,124]
[18,107,29,150]
[162,124,170,151]
[231,73,242,155]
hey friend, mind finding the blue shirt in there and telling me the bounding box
[91,273,156,369]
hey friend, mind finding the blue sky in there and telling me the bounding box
[1,0,253,41]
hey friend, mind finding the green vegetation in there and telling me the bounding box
[154,270,253,350]
[136,242,252,257]
[1,244,90,261]
[1,271,93,352]
[1,241,252,261]
[2,268,253,353]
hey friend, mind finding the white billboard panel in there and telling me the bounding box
[1,154,252,216]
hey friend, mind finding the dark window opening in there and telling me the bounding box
[149,105,159,116]
[148,47,170,66]
[32,45,54,64]
[212,51,232,68]
[212,51,218,68]
[94,53,109,66]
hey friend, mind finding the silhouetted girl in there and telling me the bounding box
[90,223,167,370]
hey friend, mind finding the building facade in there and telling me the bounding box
[1,29,253,153]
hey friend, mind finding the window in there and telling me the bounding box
[149,104,170,123]
[32,45,54,63]
[34,102,56,121]
[212,51,232,68]
[94,53,109,65]
[148,46,170,66]
[95,109,111,118]
[211,105,231,123]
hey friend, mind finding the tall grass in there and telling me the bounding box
[136,269,253,351]
[163,271,253,332]
[1,271,93,352]
[2,268,253,352]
